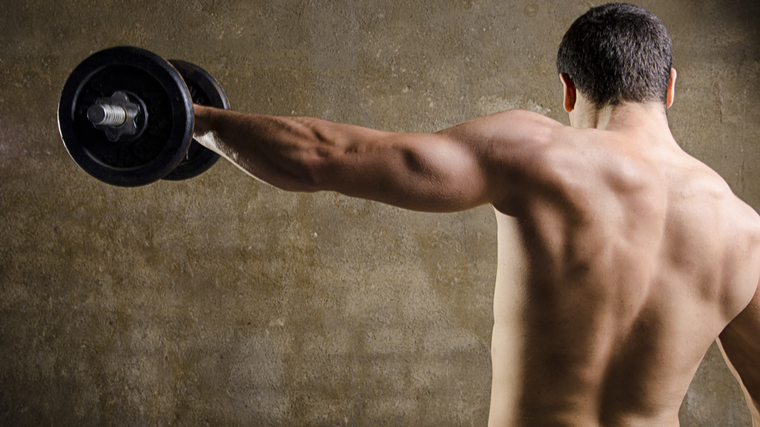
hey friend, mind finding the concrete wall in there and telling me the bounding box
[1,0,758,425]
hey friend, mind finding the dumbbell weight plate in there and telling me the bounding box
[163,60,229,181]
[57,46,194,187]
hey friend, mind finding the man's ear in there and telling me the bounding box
[560,73,576,113]
[666,68,677,109]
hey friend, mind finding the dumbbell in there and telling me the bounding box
[57,46,229,186]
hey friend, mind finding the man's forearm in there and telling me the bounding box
[193,105,342,192]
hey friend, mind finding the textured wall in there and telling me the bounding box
[1,0,758,426]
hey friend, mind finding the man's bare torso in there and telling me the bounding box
[194,86,760,425]
[487,121,760,426]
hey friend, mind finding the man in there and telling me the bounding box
[193,4,760,426]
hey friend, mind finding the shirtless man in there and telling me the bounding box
[192,4,760,426]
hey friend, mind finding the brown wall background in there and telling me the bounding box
[1,0,758,425]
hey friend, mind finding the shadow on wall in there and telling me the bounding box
[677,0,760,62]
[713,0,760,63]
[719,0,760,46]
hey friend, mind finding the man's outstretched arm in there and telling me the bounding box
[193,105,556,213]
[718,282,760,426]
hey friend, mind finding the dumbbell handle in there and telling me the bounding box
[87,103,136,127]
[87,91,142,142]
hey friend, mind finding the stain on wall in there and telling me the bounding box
[0,0,758,425]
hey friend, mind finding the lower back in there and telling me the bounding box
[490,185,742,426]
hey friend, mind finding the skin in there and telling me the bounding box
[192,68,760,426]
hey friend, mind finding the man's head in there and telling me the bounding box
[557,3,673,110]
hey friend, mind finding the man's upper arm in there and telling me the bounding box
[719,282,760,423]
[319,110,557,213]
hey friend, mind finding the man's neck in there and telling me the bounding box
[571,101,677,145]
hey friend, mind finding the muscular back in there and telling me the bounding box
[489,122,760,426]
[194,101,760,426]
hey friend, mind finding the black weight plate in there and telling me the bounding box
[162,60,229,181]
[58,46,194,187]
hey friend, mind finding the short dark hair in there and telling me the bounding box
[556,3,672,109]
